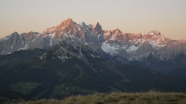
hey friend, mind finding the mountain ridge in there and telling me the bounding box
[0,18,186,62]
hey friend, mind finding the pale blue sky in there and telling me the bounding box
[0,0,186,39]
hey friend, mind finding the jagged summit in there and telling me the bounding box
[57,18,74,27]
[94,22,101,28]
[4,32,20,39]
[93,22,102,32]
[148,30,161,36]
[92,22,104,35]
[43,18,79,35]
[79,22,86,26]
[66,18,73,22]
[112,28,122,34]
[9,32,19,36]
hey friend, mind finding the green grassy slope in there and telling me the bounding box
[18,92,186,104]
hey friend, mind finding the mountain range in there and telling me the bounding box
[0,18,186,101]
[1,18,186,61]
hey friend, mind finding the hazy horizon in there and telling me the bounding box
[0,0,186,40]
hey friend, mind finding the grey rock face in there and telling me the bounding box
[0,32,53,55]
[0,32,25,54]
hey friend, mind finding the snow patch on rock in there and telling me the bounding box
[101,42,120,55]
[126,45,139,53]
[18,44,29,51]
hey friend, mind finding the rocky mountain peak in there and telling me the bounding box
[148,30,161,36]
[3,32,20,40]
[93,22,103,33]
[80,22,86,26]
[43,18,79,35]
[112,29,122,35]
[24,31,40,37]
[10,32,19,36]
[144,30,166,42]
[58,18,74,28]
[79,22,88,30]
